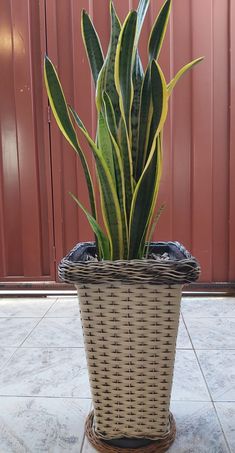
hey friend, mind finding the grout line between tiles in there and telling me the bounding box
[18,298,60,348]
[180,312,232,451]
[0,395,92,399]
[213,403,232,453]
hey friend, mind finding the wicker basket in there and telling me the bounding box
[59,242,200,444]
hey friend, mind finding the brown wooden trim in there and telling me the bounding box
[0,281,234,296]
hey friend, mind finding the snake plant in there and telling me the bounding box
[44,0,203,261]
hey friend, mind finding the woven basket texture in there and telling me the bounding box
[85,410,176,452]
[76,282,182,439]
[58,241,200,285]
[58,242,200,440]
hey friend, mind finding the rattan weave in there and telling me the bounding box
[58,241,200,285]
[58,241,200,442]
[85,410,176,452]
[76,282,182,439]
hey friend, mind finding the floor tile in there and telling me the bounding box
[176,317,192,349]
[82,438,97,452]
[0,297,56,318]
[182,297,235,319]
[0,348,90,398]
[23,317,84,348]
[172,350,210,401]
[197,350,235,401]
[0,318,39,347]
[186,317,235,349]
[215,402,235,452]
[0,396,90,453]
[45,297,79,318]
[0,348,17,370]
[82,403,228,453]
[168,402,229,452]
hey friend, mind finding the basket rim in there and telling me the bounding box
[58,241,200,285]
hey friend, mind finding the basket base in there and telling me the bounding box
[85,411,176,453]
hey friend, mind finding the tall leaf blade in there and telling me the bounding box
[131,52,144,175]
[103,2,122,122]
[118,118,134,218]
[139,134,163,256]
[81,10,104,86]
[98,111,115,182]
[129,148,159,259]
[70,107,124,260]
[69,192,110,260]
[44,55,97,222]
[129,61,168,259]
[131,0,150,169]
[148,0,171,61]
[103,92,129,258]
[135,64,152,180]
[168,57,204,95]
[115,11,137,133]
[144,59,168,163]
[136,0,150,42]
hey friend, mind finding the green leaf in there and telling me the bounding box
[136,0,150,43]
[168,57,204,95]
[128,62,168,259]
[69,192,110,260]
[131,0,149,169]
[103,92,128,258]
[69,107,124,260]
[148,0,171,61]
[44,55,97,223]
[144,59,168,163]
[131,52,144,174]
[98,111,115,182]
[96,2,121,121]
[115,11,137,134]
[118,117,133,218]
[129,146,159,259]
[81,10,104,86]
[102,91,118,142]
[145,202,166,258]
[135,64,152,180]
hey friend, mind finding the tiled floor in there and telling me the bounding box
[0,295,234,452]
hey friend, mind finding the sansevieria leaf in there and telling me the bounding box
[128,61,168,259]
[44,56,97,223]
[148,0,171,61]
[168,57,204,95]
[136,0,150,43]
[45,0,203,260]
[132,52,144,175]
[69,107,124,260]
[97,111,115,183]
[103,92,128,258]
[81,10,104,86]
[135,64,152,180]
[96,2,121,121]
[69,192,110,260]
[115,11,137,134]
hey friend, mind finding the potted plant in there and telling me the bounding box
[44,0,201,451]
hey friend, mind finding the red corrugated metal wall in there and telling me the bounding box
[0,0,234,284]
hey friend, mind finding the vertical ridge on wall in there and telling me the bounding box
[212,0,229,281]
[0,0,54,280]
[229,0,235,281]
[191,0,214,281]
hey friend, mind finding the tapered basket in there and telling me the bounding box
[59,241,200,450]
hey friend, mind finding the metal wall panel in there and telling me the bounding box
[0,0,55,281]
[0,0,234,284]
[45,0,234,283]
